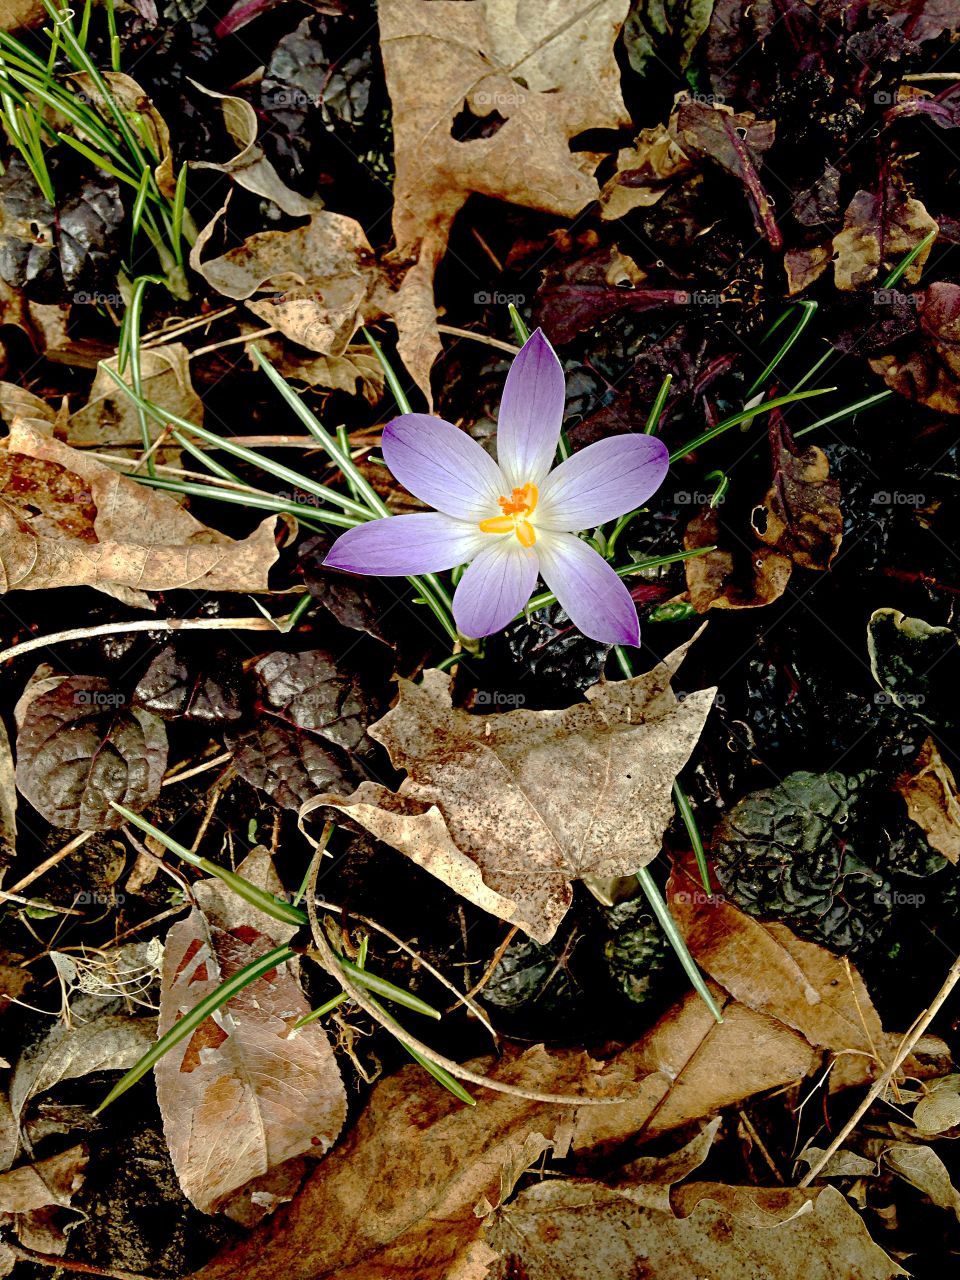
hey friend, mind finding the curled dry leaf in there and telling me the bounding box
[189,82,322,218]
[684,504,793,611]
[913,1074,960,1133]
[69,71,176,200]
[304,646,716,944]
[380,0,630,394]
[1,422,279,603]
[599,117,693,219]
[751,415,843,570]
[0,1142,88,1272]
[15,674,168,830]
[895,737,960,864]
[156,853,347,1218]
[485,1180,905,1280]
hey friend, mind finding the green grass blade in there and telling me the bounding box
[508,303,531,345]
[109,802,309,927]
[672,780,710,892]
[747,299,817,398]
[171,161,188,268]
[365,991,475,1104]
[793,389,892,439]
[337,958,441,1019]
[362,325,413,415]
[668,387,834,462]
[644,373,673,434]
[95,943,297,1111]
[636,866,723,1023]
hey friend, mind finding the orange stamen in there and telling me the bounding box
[478,482,539,546]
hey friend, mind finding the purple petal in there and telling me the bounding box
[323,513,484,576]
[496,329,566,488]
[382,414,504,520]
[452,539,539,638]
[535,532,640,646]
[537,434,669,532]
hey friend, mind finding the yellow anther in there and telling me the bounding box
[478,483,539,546]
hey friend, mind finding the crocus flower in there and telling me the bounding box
[323,330,669,645]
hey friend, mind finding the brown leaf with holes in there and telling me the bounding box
[599,117,693,219]
[895,737,960,864]
[156,851,346,1219]
[684,504,793,611]
[380,0,630,396]
[0,421,279,603]
[751,415,842,570]
[304,643,715,943]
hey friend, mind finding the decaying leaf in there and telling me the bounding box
[380,0,630,394]
[0,1142,88,1273]
[66,344,201,464]
[69,71,175,199]
[599,117,694,219]
[1,421,280,603]
[15,673,168,830]
[253,336,385,404]
[832,186,936,292]
[881,1143,960,1220]
[485,1180,905,1280]
[684,504,793,611]
[305,646,716,943]
[156,851,347,1217]
[913,1074,960,1133]
[667,856,883,1056]
[895,737,960,864]
[624,0,715,78]
[751,415,842,570]
[870,281,960,415]
[867,607,960,731]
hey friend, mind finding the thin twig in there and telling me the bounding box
[0,617,287,666]
[436,324,520,355]
[461,924,519,1003]
[798,951,960,1186]
[9,831,94,894]
[303,845,637,1106]
[0,1240,153,1280]
[162,750,233,787]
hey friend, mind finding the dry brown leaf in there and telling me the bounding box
[191,208,381,357]
[189,82,321,217]
[380,0,630,395]
[913,1074,960,1133]
[66,344,201,464]
[832,187,936,292]
[70,71,175,200]
[156,850,346,1218]
[187,1020,818,1280]
[869,282,960,414]
[785,244,832,295]
[252,336,385,404]
[667,856,883,1057]
[1,422,279,602]
[599,118,693,219]
[304,648,715,943]
[895,737,960,864]
[880,1143,960,1219]
[0,1143,86,1215]
[752,416,842,570]
[0,0,43,30]
[484,1180,904,1279]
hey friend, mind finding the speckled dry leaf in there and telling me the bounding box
[667,856,883,1055]
[191,209,381,357]
[914,1075,960,1133]
[870,283,960,415]
[305,650,715,943]
[70,72,175,199]
[751,418,842,570]
[156,857,346,1217]
[484,1181,905,1280]
[785,244,832,295]
[895,737,960,864]
[1,422,279,601]
[380,0,630,396]
[832,188,936,292]
[881,1143,960,1219]
[0,710,16,865]
[0,1143,86,1215]
[66,344,201,465]
[253,336,385,404]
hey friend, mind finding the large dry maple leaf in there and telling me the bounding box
[306,644,715,942]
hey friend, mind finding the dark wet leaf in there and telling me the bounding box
[298,534,396,646]
[712,770,892,952]
[227,721,355,812]
[132,646,243,724]
[0,157,58,301]
[793,161,841,228]
[750,414,842,570]
[675,100,780,247]
[685,505,792,612]
[888,82,960,130]
[489,601,613,706]
[603,897,670,1007]
[536,245,683,345]
[869,0,960,43]
[477,930,580,1018]
[253,650,370,751]
[15,676,168,831]
[867,608,960,733]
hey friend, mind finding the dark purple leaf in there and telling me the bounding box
[133,646,243,724]
[16,677,168,831]
[226,721,354,811]
[298,534,396,646]
[253,650,370,751]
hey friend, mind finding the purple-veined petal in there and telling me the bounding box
[323,513,485,576]
[496,329,566,489]
[535,531,640,646]
[382,414,505,521]
[536,434,669,532]
[452,538,539,638]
